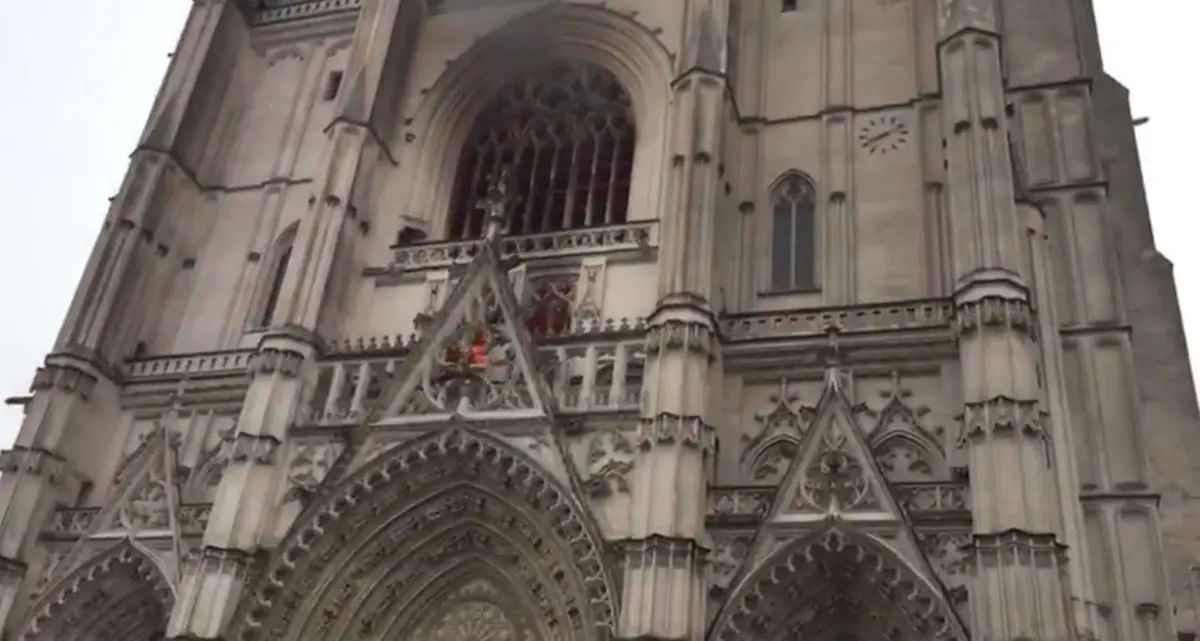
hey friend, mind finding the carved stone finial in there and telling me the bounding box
[478,165,515,242]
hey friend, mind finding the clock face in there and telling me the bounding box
[858,115,909,154]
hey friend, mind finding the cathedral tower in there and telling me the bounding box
[2,1,1197,640]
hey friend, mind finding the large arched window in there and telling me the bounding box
[446,61,637,239]
[769,174,817,292]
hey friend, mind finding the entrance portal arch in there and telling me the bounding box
[232,426,620,641]
[710,528,967,641]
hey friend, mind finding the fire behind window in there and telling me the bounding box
[525,276,574,338]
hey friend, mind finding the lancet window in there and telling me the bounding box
[769,173,817,292]
[446,60,637,239]
[254,224,297,329]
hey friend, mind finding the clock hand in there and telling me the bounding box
[864,124,905,145]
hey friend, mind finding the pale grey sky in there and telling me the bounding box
[0,2,1194,444]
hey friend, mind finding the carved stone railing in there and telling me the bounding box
[123,349,256,380]
[706,481,970,524]
[41,503,211,540]
[382,220,655,273]
[722,299,955,341]
[255,0,363,25]
[707,486,774,523]
[893,482,970,519]
[300,337,647,426]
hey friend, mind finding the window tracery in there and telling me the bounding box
[769,174,817,292]
[447,61,636,239]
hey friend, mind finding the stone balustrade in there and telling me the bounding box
[299,335,648,425]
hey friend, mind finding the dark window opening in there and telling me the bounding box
[769,174,817,292]
[782,0,798,12]
[323,71,344,101]
[446,61,637,240]
[259,245,292,328]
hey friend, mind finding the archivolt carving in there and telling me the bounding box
[710,528,967,641]
[21,543,174,641]
[231,426,620,641]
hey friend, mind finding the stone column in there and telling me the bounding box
[937,1,1074,640]
[166,331,311,639]
[0,354,101,634]
[620,3,725,640]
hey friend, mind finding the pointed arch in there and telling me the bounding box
[445,60,637,239]
[400,3,673,240]
[742,433,799,483]
[710,527,967,641]
[871,432,945,483]
[21,542,174,641]
[250,222,298,330]
[231,425,620,641]
[868,396,947,483]
[766,171,818,292]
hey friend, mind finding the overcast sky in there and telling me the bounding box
[0,1,1194,444]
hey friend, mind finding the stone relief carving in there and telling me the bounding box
[741,378,814,483]
[708,534,752,603]
[284,441,346,504]
[584,427,635,498]
[742,372,946,486]
[865,373,946,483]
[919,531,972,616]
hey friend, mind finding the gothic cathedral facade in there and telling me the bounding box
[1,1,1197,640]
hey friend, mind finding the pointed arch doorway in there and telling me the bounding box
[230,426,620,641]
[20,543,174,641]
[710,528,968,641]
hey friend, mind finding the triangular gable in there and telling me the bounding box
[377,237,554,424]
[768,364,904,527]
[52,418,187,586]
[737,359,951,592]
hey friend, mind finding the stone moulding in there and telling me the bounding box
[706,482,970,525]
[254,0,363,26]
[722,299,955,341]
[40,504,212,540]
[253,0,538,25]
[377,220,657,276]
